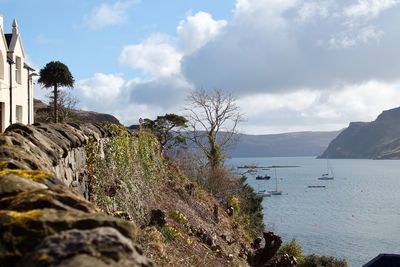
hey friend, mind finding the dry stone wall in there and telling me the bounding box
[0,123,153,266]
[0,123,119,198]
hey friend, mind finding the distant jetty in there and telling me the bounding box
[238,165,300,169]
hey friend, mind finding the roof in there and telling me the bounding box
[5,33,12,48]
[363,254,400,267]
[24,62,35,71]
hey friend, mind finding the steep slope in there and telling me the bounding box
[228,131,340,157]
[320,107,400,159]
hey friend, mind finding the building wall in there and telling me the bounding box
[0,20,10,132]
[0,16,34,132]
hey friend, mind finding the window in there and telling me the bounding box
[15,105,22,123]
[0,51,4,80]
[15,56,21,84]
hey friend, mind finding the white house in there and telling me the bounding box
[0,15,35,132]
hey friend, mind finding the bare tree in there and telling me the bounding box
[35,90,79,123]
[185,89,243,170]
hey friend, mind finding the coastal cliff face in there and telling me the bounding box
[320,107,400,159]
[0,123,291,266]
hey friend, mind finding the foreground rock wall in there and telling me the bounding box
[0,123,121,198]
[0,123,153,266]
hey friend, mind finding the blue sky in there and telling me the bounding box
[2,0,400,134]
[2,0,235,78]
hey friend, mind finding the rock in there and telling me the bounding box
[19,227,153,267]
[149,209,166,227]
[0,182,139,267]
[0,174,47,198]
[213,204,219,223]
[5,123,64,166]
[184,183,195,196]
[251,237,262,250]
[220,234,235,245]
[247,232,283,267]
[265,254,296,267]
[0,185,96,213]
[227,206,234,217]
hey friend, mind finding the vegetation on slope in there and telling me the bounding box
[84,123,260,265]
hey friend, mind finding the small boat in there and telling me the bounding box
[308,185,326,188]
[256,190,271,197]
[268,167,283,195]
[318,158,334,180]
[318,174,334,180]
[256,175,271,180]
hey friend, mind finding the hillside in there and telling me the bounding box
[0,123,298,266]
[320,107,400,159]
[228,131,340,158]
[34,99,120,124]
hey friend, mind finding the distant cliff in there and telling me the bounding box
[320,107,400,159]
[228,131,340,157]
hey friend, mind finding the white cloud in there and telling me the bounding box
[344,0,399,19]
[84,0,138,29]
[74,72,192,126]
[321,80,400,121]
[77,73,125,101]
[237,90,319,117]
[182,0,400,94]
[119,34,183,77]
[75,0,400,134]
[298,1,331,21]
[235,0,298,15]
[236,80,400,134]
[328,25,384,48]
[177,12,227,54]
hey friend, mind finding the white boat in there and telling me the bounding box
[256,190,271,197]
[268,167,283,195]
[318,158,334,180]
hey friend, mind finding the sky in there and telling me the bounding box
[2,0,400,134]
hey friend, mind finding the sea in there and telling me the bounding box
[227,157,400,267]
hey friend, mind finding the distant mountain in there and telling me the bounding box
[227,131,340,158]
[320,107,400,159]
[34,99,120,124]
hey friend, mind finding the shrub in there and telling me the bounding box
[237,176,265,237]
[299,255,348,267]
[228,196,240,212]
[162,225,180,241]
[169,210,188,224]
[278,239,303,262]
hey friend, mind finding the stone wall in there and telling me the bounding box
[0,122,153,266]
[0,123,121,198]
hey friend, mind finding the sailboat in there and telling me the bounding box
[256,190,271,197]
[255,172,272,197]
[268,167,283,195]
[318,157,334,180]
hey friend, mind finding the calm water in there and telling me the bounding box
[227,157,400,267]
